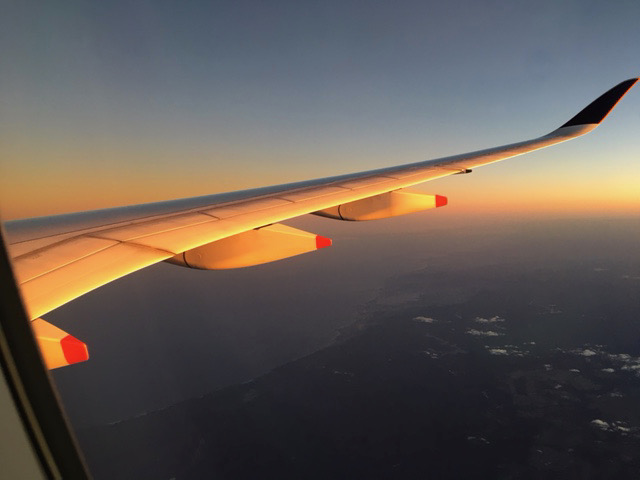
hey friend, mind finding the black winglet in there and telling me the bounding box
[560,78,638,128]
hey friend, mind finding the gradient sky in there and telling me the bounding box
[1,0,639,220]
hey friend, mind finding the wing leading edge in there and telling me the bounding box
[4,78,637,366]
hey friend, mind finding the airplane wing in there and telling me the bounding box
[4,78,637,368]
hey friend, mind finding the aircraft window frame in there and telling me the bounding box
[0,224,90,479]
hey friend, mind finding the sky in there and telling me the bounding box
[1,0,639,220]
[1,0,639,428]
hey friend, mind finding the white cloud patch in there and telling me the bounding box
[488,348,508,355]
[474,316,505,324]
[604,352,640,374]
[466,329,503,337]
[598,351,640,375]
[568,347,640,376]
[590,419,635,434]
[483,345,528,357]
[608,353,631,361]
[621,364,640,371]
[591,419,610,431]
[413,316,436,323]
[569,369,580,373]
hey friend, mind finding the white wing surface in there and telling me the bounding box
[3,79,637,367]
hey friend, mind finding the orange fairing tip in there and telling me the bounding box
[435,195,448,208]
[32,318,90,369]
[60,334,90,365]
[315,235,332,249]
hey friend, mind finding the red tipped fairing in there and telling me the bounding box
[31,318,89,369]
[315,235,332,249]
[60,335,90,365]
[166,223,332,270]
[314,190,447,221]
[435,195,448,208]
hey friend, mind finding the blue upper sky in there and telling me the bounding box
[1,0,639,218]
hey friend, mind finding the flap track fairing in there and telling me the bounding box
[166,223,331,270]
[313,190,447,221]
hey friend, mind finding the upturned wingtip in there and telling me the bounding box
[560,78,638,128]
